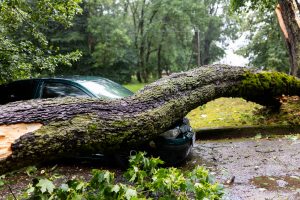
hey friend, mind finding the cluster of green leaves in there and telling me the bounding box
[16,152,223,200]
[235,11,289,72]
[0,0,82,84]
[229,0,278,12]
[229,0,289,72]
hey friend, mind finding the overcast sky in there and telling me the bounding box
[216,34,249,67]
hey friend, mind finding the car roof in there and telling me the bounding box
[1,76,115,85]
[39,76,111,82]
[0,76,112,84]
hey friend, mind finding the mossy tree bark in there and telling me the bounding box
[1,64,300,174]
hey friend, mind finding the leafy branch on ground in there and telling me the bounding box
[5,152,223,200]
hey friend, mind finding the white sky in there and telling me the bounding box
[216,34,249,67]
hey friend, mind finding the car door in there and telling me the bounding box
[39,80,91,99]
[0,80,40,104]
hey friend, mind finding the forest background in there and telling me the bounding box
[0,0,291,84]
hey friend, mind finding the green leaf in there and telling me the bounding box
[111,184,120,193]
[60,183,69,191]
[25,166,37,176]
[75,182,85,191]
[36,178,55,194]
[26,186,35,194]
[124,188,137,200]
[0,175,5,187]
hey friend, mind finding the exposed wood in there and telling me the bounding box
[275,4,289,39]
[0,64,300,174]
[0,123,42,159]
[278,0,300,76]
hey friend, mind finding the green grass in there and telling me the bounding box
[187,96,300,129]
[186,98,262,128]
[123,83,146,93]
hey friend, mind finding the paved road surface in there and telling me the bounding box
[184,137,300,199]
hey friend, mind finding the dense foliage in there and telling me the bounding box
[53,0,239,83]
[3,153,224,200]
[0,0,238,84]
[0,0,292,83]
[0,0,82,84]
[230,0,290,72]
[230,0,278,12]
[236,11,289,72]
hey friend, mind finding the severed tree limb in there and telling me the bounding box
[0,64,300,174]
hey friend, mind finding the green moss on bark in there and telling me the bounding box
[239,71,300,96]
[229,71,300,108]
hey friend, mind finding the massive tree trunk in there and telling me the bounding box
[1,65,300,174]
[277,0,300,76]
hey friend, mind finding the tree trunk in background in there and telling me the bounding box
[203,20,214,65]
[136,71,142,83]
[131,0,148,83]
[277,0,300,76]
[1,64,300,174]
[196,30,201,67]
[138,0,149,83]
[193,29,202,67]
[157,44,162,78]
[192,30,202,66]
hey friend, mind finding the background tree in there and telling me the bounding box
[230,0,300,76]
[49,0,237,83]
[0,0,82,84]
[124,0,236,82]
[236,11,290,72]
[0,0,239,84]
[87,0,133,83]
[47,0,93,76]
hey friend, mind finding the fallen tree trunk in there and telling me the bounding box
[0,64,300,174]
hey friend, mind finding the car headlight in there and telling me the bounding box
[160,127,181,139]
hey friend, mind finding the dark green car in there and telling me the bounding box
[0,76,195,165]
[0,76,133,103]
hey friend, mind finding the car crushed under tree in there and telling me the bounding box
[0,76,195,166]
[0,65,300,174]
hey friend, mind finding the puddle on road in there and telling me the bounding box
[251,176,300,191]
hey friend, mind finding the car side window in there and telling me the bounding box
[0,80,38,104]
[41,82,89,98]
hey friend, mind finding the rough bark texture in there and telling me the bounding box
[1,65,300,174]
[278,0,300,76]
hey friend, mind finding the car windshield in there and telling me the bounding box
[78,79,134,99]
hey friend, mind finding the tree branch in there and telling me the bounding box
[0,65,300,174]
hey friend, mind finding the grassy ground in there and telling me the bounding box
[123,83,300,129]
[186,98,262,128]
[123,83,146,93]
[187,96,300,128]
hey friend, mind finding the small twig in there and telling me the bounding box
[7,185,17,200]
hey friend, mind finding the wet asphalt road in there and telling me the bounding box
[184,137,300,200]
